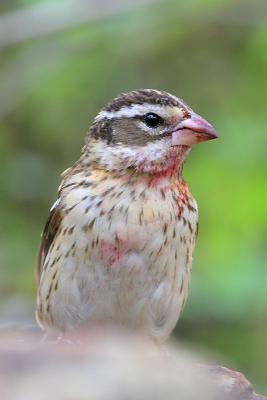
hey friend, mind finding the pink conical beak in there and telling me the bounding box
[171,112,218,146]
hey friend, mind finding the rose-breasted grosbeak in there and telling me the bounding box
[36,89,217,341]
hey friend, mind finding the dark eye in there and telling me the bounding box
[144,113,163,128]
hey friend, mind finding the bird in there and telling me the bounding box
[36,89,218,342]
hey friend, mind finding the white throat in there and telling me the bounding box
[84,139,190,177]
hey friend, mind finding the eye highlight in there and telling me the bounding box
[143,113,163,128]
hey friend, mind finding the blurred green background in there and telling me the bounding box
[0,0,266,392]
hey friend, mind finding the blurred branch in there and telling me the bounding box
[0,0,266,50]
[0,328,266,400]
[0,0,158,48]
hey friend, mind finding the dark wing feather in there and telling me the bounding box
[36,199,63,283]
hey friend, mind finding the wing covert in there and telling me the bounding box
[36,198,63,282]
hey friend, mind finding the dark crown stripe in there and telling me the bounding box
[104,89,180,113]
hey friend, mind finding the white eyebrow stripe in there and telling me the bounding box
[95,103,173,121]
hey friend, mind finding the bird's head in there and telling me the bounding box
[82,89,218,176]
